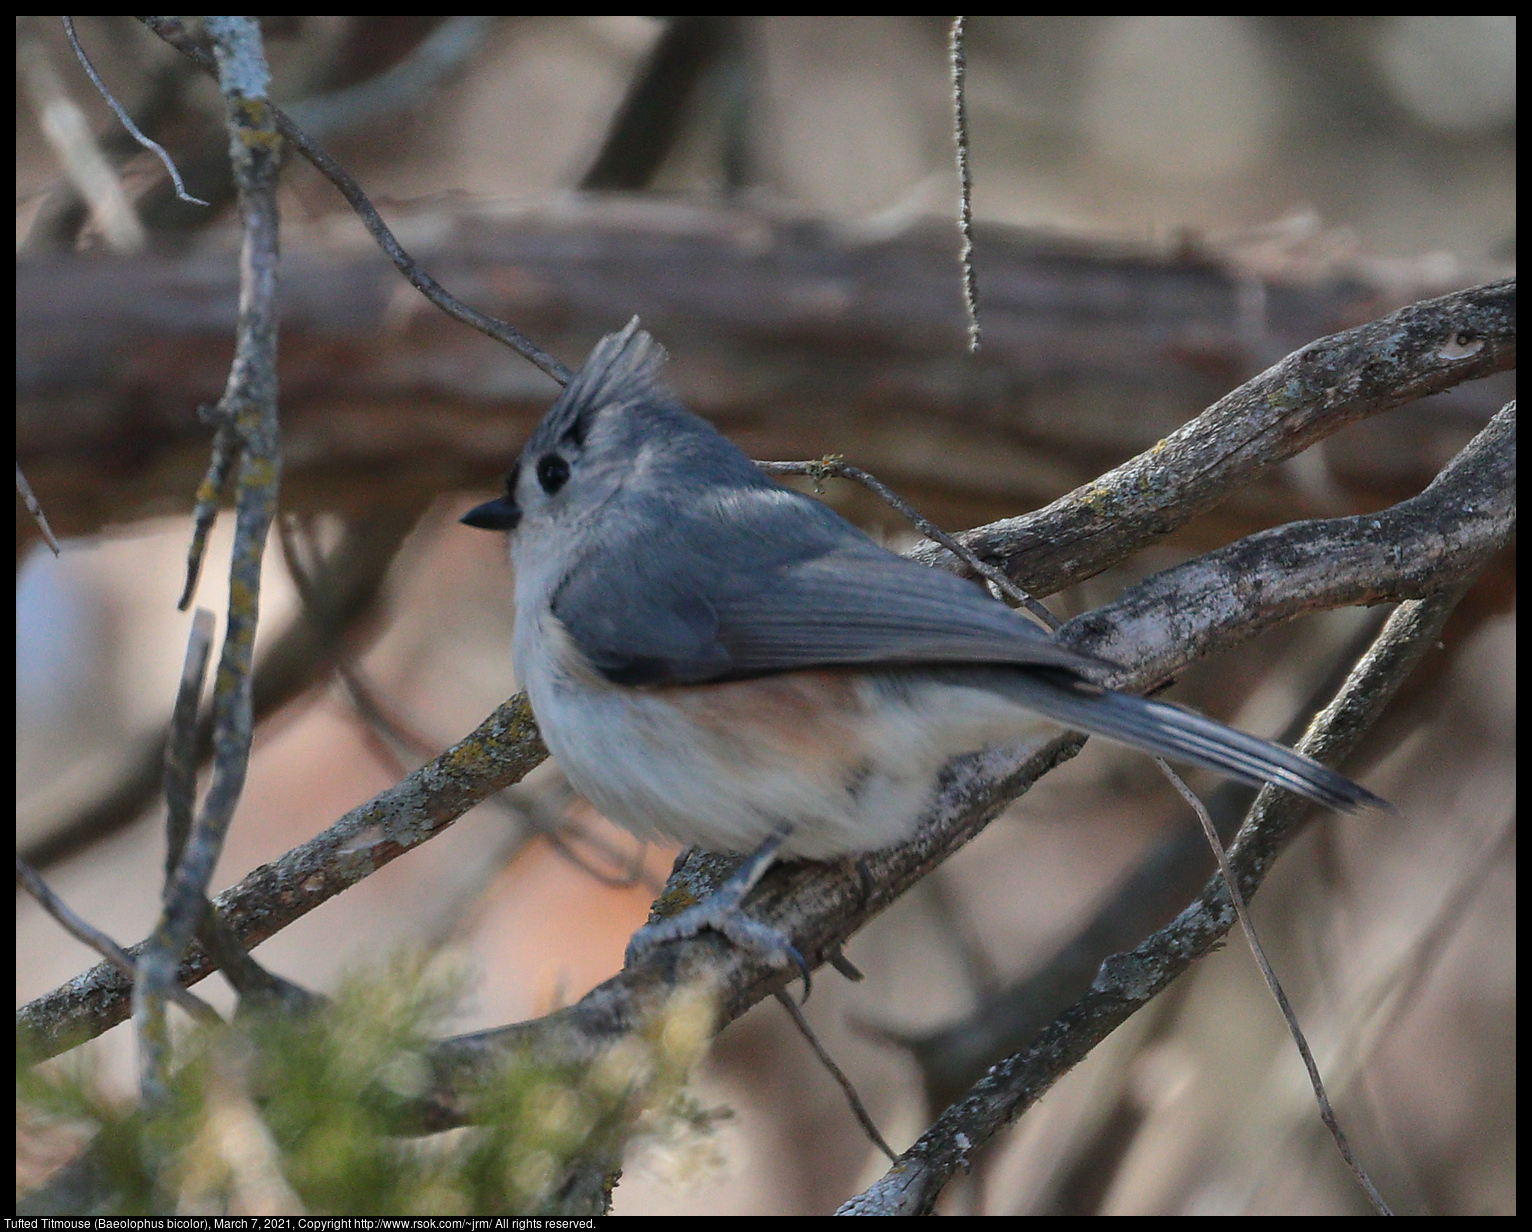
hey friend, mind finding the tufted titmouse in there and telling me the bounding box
[462,320,1386,966]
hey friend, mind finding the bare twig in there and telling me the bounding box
[899,604,1393,1112]
[134,16,284,1103]
[16,856,220,1028]
[907,280,1515,595]
[1237,806,1516,1211]
[135,16,571,388]
[163,607,315,1010]
[757,458,1059,629]
[60,15,208,206]
[25,504,420,873]
[18,18,146,252]
[775,990,899,1164]
[841,576,1480,1214]
[274,117,572,384]
[177,419,237,611]
[1155,758,1392,1214]
[17,689,548,1061]
[162,608,215,869]
[16,464,62,556]
[949,16,980,352]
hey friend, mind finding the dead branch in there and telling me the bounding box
[17,200,1512,548]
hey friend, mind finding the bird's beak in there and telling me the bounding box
[460,494,521,531]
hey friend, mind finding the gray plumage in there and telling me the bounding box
[543,325,1106,686]
[465,319,1387,837]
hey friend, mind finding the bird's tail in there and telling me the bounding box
[997,669,1390,814]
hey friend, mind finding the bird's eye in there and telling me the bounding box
[536,454,570,494]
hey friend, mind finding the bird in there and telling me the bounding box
[462,319,1387,973]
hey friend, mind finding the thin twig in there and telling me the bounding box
[177,419,237,611]
[163,608,215,873]
[905,284,1514,596]
[1240,807,1516,1212]
[135,16,285,1105]
[136,14,570,387]
[775,990,899,1163]
[840,566,1484,1213]
[897,606,1391,1112]
[17,856,221,1027]
[16,464,62,556]
[60,16,208,206]
[949,16,980,353]
[273,116,571,385]
[1155,759,1393,1215]
[757,457,1059,629]
[18,18,145,252]
[163,607,313,1009]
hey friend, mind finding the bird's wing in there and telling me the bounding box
[550,483,1106,685]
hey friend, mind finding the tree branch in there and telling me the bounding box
[840,577,1482,1214]
[17,205,1512,547]
[18,402,1511,1076]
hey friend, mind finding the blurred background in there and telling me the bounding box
[16,16,1515,1214]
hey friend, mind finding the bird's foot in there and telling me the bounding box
[625,824,811,997]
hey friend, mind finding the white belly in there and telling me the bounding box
[516,610,1053,858]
